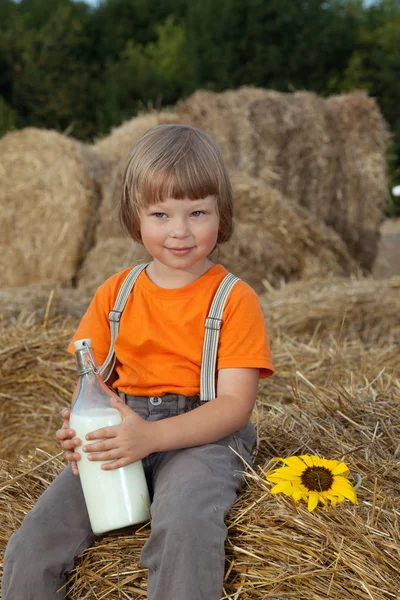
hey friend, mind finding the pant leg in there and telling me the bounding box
[2,464,95,600]
[140,421,256,600]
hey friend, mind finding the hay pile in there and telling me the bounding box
[0,295,399,598]
[178,89,390,270]
[0,285,91,324]
[216,177,357,292]
[0,317,76,458]
[0,128,102,287]
[259,275,400,344]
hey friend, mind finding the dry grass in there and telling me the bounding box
[0,128,102,287]
[259,275,400,345]
[0,316,77,458]
[0,285,91,324]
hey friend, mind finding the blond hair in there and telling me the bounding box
[119,124,233,244]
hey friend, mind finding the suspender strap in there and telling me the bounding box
[200,273,240,401]
[99,262,149,382]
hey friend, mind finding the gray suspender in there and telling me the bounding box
[200,273,240,400]
[98,263,149,383]
[99,263,240,401]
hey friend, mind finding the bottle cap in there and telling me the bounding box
[73,338,92,351]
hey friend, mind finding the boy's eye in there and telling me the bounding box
[191,210,205,217]
[152,212,167,218]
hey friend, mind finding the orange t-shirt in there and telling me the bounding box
[68,264,274,396]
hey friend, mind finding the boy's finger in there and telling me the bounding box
[56,428,75,440]
[61,438,80,450]
[65,451,81,462]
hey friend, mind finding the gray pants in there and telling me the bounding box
[2,393,256,600]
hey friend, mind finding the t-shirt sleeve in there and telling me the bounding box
[217,281,274,379]
[67,274,122,365]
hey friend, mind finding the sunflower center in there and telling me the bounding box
[301,466,334,492]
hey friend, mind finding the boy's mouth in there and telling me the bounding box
[166,247,193,255]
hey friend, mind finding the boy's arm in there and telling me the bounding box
[152,368,259,451]
[82,368,260,469]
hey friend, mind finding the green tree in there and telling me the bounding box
[0,96,16,136]
[97,16,190,132]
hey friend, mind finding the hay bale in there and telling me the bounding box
[0,318,76,458]
[248,90,338,212]
[177,87,278,181]
[77,238,151,295]
[372,218,400,279]
[0,128,102,287]
[178,88,390,271]
[1,333,398,599]
[94,111,179,240]
[215,177,358,292]
[259,276,400,344]
[325,92,390,271]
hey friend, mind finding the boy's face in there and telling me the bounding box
[139,196,219,275]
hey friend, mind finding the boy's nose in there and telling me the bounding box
[170,218,190,237]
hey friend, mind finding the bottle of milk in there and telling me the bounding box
[70,338,150,535]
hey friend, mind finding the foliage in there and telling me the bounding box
[0,96,16,136]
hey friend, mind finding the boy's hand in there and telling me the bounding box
[56,408,81,476]
[82,397,156,470]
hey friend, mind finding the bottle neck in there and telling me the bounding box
[76,348,98,376]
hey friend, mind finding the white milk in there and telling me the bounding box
[70,407,150,535]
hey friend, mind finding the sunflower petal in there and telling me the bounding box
[292,488,304,502]
[330,494,345,506]
[278,456,308,472]
[331,462,350,476]
[299,455,314,467]
[266,467,302,482]
[331,478,358,504]
[270,480,295,497]
[308,491,319,512]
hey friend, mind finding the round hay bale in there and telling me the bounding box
[215,177,357,292]
[0,128,102,287]
[0,319,76,458]
[248,90,338,213]
[94,111,179,240]
[177,87,278,182]
[77,237,151,295]
[372,218,400,279]
[324,91,390,271]
[259,275,400,344]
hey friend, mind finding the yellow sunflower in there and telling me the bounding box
[266,455,358,512]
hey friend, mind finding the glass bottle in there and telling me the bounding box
[70,338,150,535]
